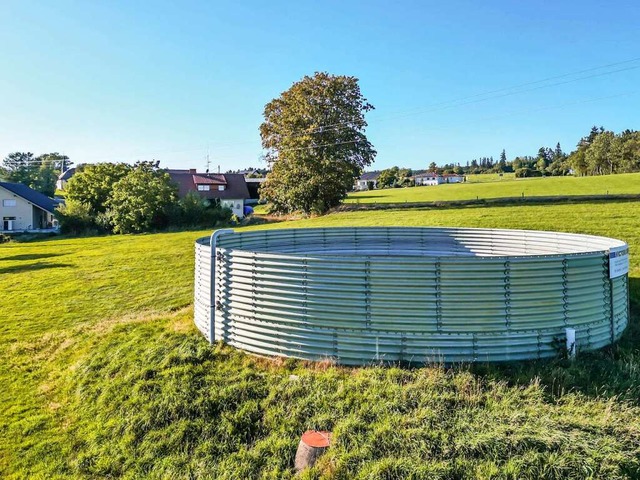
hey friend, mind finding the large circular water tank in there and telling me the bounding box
[194,227,629,364]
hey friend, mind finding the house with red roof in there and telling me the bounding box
[167,169,250,218]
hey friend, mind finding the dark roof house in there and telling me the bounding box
[354,171,381,190]
[0,181,60,231]
[56,167,77,190]
[167,169,250,200]
[359,171,380,181]
[0,182,58,213]
[58,167,76,182]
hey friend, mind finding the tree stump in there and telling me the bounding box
[294,430,332,472]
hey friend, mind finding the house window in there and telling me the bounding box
[218,185,225,191]
[197,185,210,191]
[3,199,16,207]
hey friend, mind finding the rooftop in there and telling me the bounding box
[166,170,249,200]
[0,182,59,213]
[359,171,380,181]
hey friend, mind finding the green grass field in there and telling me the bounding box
[2,201,640,478]
[463,173,516,183]
[347,172,640,204]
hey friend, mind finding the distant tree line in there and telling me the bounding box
[441,126,640,178]
[366,126,640,191]
[568,127,640,176]
[0,152,70,196]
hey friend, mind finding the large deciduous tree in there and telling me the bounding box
[378,166,399,188]
[65,162,133,213]
[106,167,177,234]
[585,131,615,175]
[259,72,376,214]
[614,131,640,172]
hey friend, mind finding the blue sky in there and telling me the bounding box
[1,0,639,172]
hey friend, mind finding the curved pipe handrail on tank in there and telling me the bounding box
[194,227,629,364]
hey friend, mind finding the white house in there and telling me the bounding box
[414,173,465,186]
[56,167,76,191]
[414,173,440,186]
[354,171,380,191]
[0,182,58,231]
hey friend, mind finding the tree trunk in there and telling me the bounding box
[294,430,332,472]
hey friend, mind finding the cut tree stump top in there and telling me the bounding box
[301,430,332,448]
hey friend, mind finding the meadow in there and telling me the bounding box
[462,173,516,183]
[347,172,640,204]
[1,199,640,479]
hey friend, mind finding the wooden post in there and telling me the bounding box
[294,430,332,472]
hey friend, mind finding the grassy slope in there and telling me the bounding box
[1,201,640,479]
[346,172,640,204]
[464,173,516,183]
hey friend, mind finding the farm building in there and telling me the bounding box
[244,177,266,204]
[167,169,250,218]
[414,172,465,186]
[0,182,58,231]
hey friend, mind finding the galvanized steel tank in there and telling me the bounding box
[194,227,629,364]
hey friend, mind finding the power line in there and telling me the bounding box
[417,91,637,135]
[6,88,637,162]
[4,57,640,164]
[379,56,640,117]
[264,56,640,137]
[275,138,368,152]
[248,91,639,154]
[379,65,640,122]
[257,63,640,153]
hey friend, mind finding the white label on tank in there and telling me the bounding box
[609,246,629,279]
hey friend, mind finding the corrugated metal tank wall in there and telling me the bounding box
[194,227,629,364]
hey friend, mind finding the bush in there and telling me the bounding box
[213,206,233,226]
[169,193,233,229]
[55,199,103,235]
[176,191,208,226]
[515,168,543,178]
[106,169,177,234]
